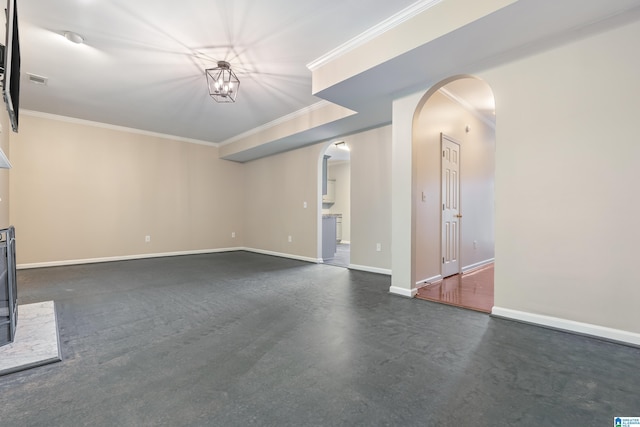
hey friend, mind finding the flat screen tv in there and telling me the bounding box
[3,0,19,132]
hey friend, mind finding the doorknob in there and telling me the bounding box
[455,214,463,218]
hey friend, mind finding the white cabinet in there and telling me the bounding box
[323,179,336,204]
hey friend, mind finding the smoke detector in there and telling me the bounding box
[63,31,84,44]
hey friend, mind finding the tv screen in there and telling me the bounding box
[3,0,19,132]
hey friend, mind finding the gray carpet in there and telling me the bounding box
[1,251,638,426]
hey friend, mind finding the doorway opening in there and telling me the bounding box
[412,76,496,312]
[319,141,351,267]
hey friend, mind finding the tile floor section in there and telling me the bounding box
[415,264,494,313]
[0,301,61,376]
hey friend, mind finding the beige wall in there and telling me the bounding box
[242,143,322,260]
[413,88,495,283]
[8,113,393,273]
[391,92,422,294]
[348,126,392,271]
[241,125,391,272]
[0,113,10,228]
[393,15,640,336]
[481,17,640,334]
[10,114,244,265]
[327,161,350,242]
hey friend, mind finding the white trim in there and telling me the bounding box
[17,247,327,270]
[219,101,333,146]
[349,264,392,276]
[307,0,443,71]
[21,110,219,147]
[491,307,640,347]
[389,285,417,298]
[17,248,245,270]
[461,258,494,274]
[242,248,320,264]
[17,247,392,276]
[415,274,443,287]
[414,259,494,286]
[438,87,496,130]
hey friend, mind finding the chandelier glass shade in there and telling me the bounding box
[206,61,240,103]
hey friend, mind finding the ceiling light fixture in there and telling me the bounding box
[206,61,240,103]
[334,141,350,151]
[63,31,84,44]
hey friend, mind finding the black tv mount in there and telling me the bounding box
[0,44,4,84]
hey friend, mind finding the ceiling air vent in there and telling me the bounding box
[27,73,48,85]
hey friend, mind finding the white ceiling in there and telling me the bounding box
[15,0,640,162]
[18,0,418,143]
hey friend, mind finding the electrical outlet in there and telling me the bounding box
[473,240,477,249]
[288,235,292,243]
[303,201,308,209]
[232,232,236,238]
[145,235,151,243]
[376,243,381,252]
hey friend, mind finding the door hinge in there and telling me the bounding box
[443,257,445,264]
[443,204,445,211]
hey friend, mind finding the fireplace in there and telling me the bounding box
[0,226,17,347]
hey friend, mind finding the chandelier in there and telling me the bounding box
[205,61,240,103]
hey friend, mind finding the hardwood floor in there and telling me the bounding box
[415,263,494,313]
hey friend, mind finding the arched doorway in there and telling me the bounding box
[411,76,496,312]
[317,140,351,267]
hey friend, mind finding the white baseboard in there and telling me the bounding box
[492,307,640,347]
[17,247,389,278]
[412,259,494,286]
[242,248,320,264]
[17,247,245,270]
[17,247,326,270]
[415,274,443,287]
[389,285,417,298]
[462,258,494,274]
[348,264,392,275]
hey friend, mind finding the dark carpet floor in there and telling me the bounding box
[0,251,638,426]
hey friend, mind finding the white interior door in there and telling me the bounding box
[441,134,461,278]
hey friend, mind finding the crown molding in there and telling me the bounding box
[438,87,496,130]
[21,110,219,147]
[218,100,334,146]
[307,0,442,71]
